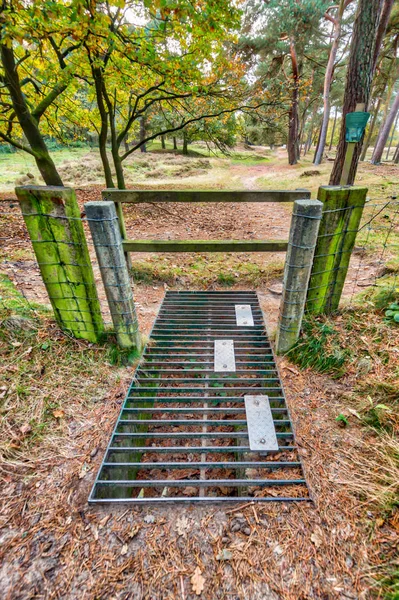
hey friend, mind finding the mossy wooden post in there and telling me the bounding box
[305,185,368,314]
[15,185,103,343]
[276,199,323,354]
[85,201,141,350]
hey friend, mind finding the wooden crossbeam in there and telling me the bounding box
[102,189,311,203]
[122,239,288,252]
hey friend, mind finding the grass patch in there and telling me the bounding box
[287,315,349,376]
[0,276,131,460]
[130,255,284,287]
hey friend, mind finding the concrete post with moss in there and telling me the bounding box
[276,199,323,354]
[85,201,141,350]
[305,186,368,314]
[15,185,104,343]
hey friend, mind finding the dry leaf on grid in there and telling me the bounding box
[191,566,205,596]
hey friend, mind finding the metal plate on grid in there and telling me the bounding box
[244,395,279,451]
[235,304,254,327]
[214,339,236,372]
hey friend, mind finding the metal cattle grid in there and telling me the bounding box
[89,291,310,503]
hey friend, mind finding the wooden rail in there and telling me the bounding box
[122,239,289,253]
[102,189,311,203]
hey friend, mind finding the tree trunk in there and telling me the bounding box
[161,135,166,149]
[329,0,384,186]
[303,103,318,155]
[140,118,146,152]
[393,141,399,163]
[371,93,399,164]
[372,0,396,73]
[173,136,177,150]
[0,45,63,186]
[314,2,346,166]
[91,66,115,188]
[386,110,399,159]
[328,106,338,151]
[287,40,300,165]
[182,131,189,155]
[360,95,383,161]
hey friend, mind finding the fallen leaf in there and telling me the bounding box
[216,549,232,561]
[19,423,32,435]
[144,515,155,524]
[120,544,128,555]
[311,527,323,548]
[52,409,65,419]
[376,517,385,528]
[78,462,90,479]
[191,567,205,596]
[176,515,190,537]
[128,524,141,539]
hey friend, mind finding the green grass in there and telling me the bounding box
[129,255,284,287]
[287,315,349,376]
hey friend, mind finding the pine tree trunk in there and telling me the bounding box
[328,106,338,151]
[386,110,399,159]
[360,96,383,161]
[287,40,300,165]
[329,0,384,186]
[393,141,399,163]
[371,93,399,164]
[0,44,63,186]
[314,1,346,166]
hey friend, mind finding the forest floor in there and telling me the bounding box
[0,146,398,599]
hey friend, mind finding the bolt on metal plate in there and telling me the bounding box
[214,339,236,372]
[235,304,254,327]
[244,395,279,451]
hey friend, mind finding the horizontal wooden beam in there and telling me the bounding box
[102,189,311,203]
[122,239,289,253]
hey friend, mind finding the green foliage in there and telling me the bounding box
[385,303,399,324]
[287,316,348,376]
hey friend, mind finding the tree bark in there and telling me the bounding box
[161,135,166,149]
[91,66,115,188]
[182,131,189,155]
[328,106,338,151]
[173,136,177,150]
[360,95,383,161]
[287,40,300,165]
[329,0,384,185]
[314,1,347,166]
[393,140,399,163]
[140,118,147,152]
[371,92,399,164]
[0,44,63,186]
[372,0,396,73]
[386,110,399,159]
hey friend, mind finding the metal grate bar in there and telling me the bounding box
[89,291,310,504]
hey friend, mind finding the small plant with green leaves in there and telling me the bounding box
[385,302,399,325]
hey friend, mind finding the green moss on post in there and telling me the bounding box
[15,185,104,342]
[305,185,368,314]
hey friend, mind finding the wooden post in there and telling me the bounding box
[15,185,104,343]
[85,201,141,350]
[276,199,323,354]
[306,185,368,314]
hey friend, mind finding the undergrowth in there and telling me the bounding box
[287,316,348,376]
